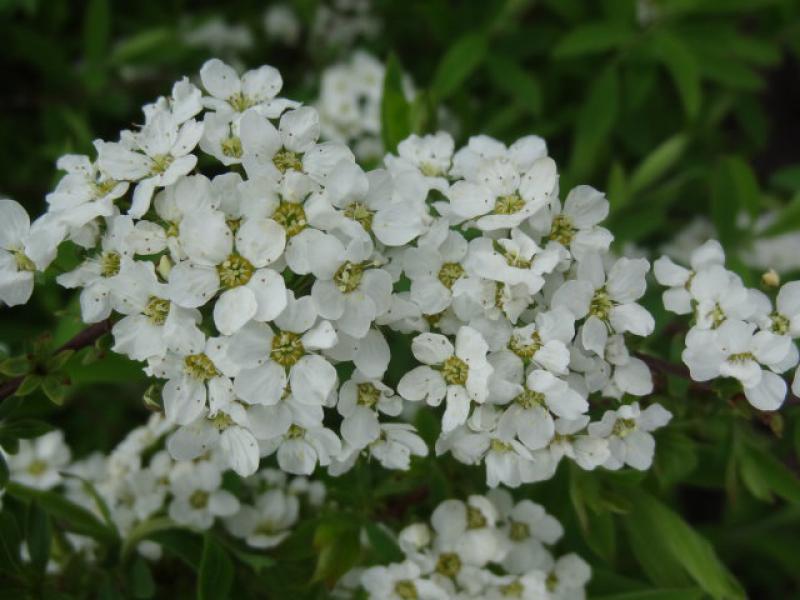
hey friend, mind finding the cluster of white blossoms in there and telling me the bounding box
[316,51,408,161]
[344,491,589,599]
[655,240,800,410]
[1,57,677,489]
[2,423,324,564]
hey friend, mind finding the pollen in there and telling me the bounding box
[271,330,305,367]
[217,254,254,288]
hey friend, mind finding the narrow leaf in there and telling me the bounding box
[431,33,488,101]
[198,533,234,600]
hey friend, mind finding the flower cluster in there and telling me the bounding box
[655,240,800,410]
[1,57,675,490]
[3,423,324,564]
[346,491,589,599]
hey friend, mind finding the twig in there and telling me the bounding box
[0,318,113,401]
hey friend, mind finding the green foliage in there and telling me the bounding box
[1,0,800,597]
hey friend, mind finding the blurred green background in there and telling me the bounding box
[2,0,800,597]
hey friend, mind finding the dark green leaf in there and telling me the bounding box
[380,54,412,153]
[553,22,634,58]
[26,501,51,573]
[569,64,619,180]
[365,522,404,563]
[739,441,800,504]
[0,419,53,440]
[651,32,701,118]
[83,0,110,65]
[594,589,706,600]
[627,490,745,599]
[628,134,688,196]
[486,55,543,116]
[129,557,156,599]
[6,482,117,544]
[431,33,488,101]
[15,374,42,396]
[198,533,233,600]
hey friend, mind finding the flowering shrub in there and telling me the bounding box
[2,1,800,599]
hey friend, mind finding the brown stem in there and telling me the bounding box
[0,318,114,401]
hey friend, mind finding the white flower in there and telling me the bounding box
[654,239,725,314]
[297,232,392,339]
[498,370,588,452]
[57,214,138,322]
[46,154,126,231]
[338,372,402,449]
[240,107,353,183]
[110,260,204,361]
[261,423,342,475]
[404,220,469,315]
[683,319,791,410]
[762,281,800,338]
[528,184,613,260]
[399,327,493,432]
[464,229,562,296]
[588,402,671,470]
[225,489,299,548]
[553,255,654,356]
[361,561,449,600]
[169,205,287,334]
[687,264,756,330]
[0,199,60,306]
[232,294,338,407]
[200,58,294,119]
[168,461,240,530]
[97,106,203,217]
[5,431,71,490]
[547,417,610,471]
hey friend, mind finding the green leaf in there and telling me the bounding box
[760,192,800,238]
[594,589,706,600]
[61,472,118,533]
[431,33,488,101]
[627,490,745,599]
[569,64,619,180]
[365,522,404,563]
[198,533,233,600]
[0,511,22,574]
[26,501,51,573]
[486,55,543,116]
[313,519,361,586]
[83,0,110,65]
[651,32,701,118]
[0,356,29,377]
[710,160,740,250]
[770,165,800,192]
[553,22,634,58]
[6,482,118,544]
[628,134,688,196]
[380,54,412,153]
[41,375,69,405]
[739,441,800,504]
[0,452,8,489]
[147,528,202,570]
[129,557,156,599]
[0,419,53,440]
[15,374,42,396]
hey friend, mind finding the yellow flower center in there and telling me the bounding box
[184,353,220,381]
[189,490,209,509]
[100,251,121,278]
[333,261,364,293]
[356,382,380,408]
[343,201,374,231]
[515,389,546,409]
[228,92,256,113]
[509,520,530,541]
[494,193,525,215]
[394,581,418,600]
[92,178,118,198]
[150,154,174,175]
[144,297,171,325]
[221,136,243,159]
[466,506,487,529]
[771,312,790,335]
[271,331,305,367]
[13,249,35,272]
[273,149,303,173]
[217,254,254,288]
[210,411,234,430]
[549,213,576,245]
[273,201,307,237]
[441,355,468,386]
[437,262,464,290]
[500,581,524,597]
[589,288,613,320]
[509,332,542,361]
[611,418,636,437]
[490,438,513,453]
[27,459,48,476]
[287,424,305,439]
[435,552,462,578]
